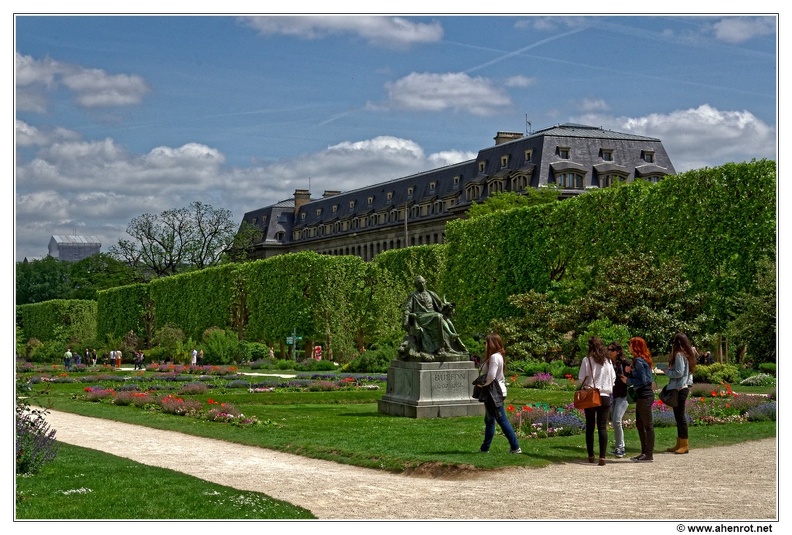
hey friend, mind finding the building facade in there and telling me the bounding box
[48,235,102,262]
[241,124,676,261]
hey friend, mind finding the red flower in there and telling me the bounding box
[522,405,532,412]
[506,404,515,413]
[711,391,717,397]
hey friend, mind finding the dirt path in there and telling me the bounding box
[45,410,777,520]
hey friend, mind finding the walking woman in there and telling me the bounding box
[608,341,630,458]
[478,333,522,454]
[626,337,655,462]
[578,337,616,465]
[664,332,696,454]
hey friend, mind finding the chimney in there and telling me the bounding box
[322,190,341,198]
[494,131,523,145]
[294,189,311,216]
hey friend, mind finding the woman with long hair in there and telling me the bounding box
[665,332,696,454]
[578,337,616,465]
[477,333,521,454]
[626,336,655,462]
[607,341,629,458]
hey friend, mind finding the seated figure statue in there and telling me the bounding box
[398,276,468,361]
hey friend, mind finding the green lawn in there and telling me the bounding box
[16,367,776,519]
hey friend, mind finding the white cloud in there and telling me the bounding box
[15,131,472,260]
[572,104,776,172]
[709,17,776,44]
[241,16,443,48]
[379,72,512,116]
[504,75,536,88]
[15,52,150,111]
[579,98,610,113]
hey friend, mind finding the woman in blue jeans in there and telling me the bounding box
[578,337,616,466]
[478,333,521,454]
[607,341,630,458]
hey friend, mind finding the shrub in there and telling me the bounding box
[340,346,396,373]
[746,401,776,422]
[226,380,252,389]
[202,327,242,365]
[758,362,776,376]
[242,341,270,362]
[306,380,338,392]
[158,394,202,416]
[16,379,59,475]
[739,374,776,387]
[693,363,741,384]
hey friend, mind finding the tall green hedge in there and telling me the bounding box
[16,300,97,346]
[443,160,776,335]
[96,283,151,344]
[149,263,242,341]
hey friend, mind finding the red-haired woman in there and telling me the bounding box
[477,333,521,454]
[664,333,696,454]
[626,337,655,462]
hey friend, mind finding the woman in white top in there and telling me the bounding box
[578,337,616,465]
[478,333,521,454]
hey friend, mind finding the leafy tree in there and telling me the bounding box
[110,201,237,277]
[15,256,71,305]
[491,290,577,363]
[223,221,262,263]
[572,251,707,357]
[727,256,776,363]
[467,186,559,219]
[66,253,141,300]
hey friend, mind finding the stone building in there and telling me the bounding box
[241,123,675,261]
[47,235,101,262]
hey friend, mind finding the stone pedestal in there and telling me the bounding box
[378,360,485,418]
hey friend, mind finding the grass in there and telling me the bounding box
[16,366,776,519]
[15,442,315,519]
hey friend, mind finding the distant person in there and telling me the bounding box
[664,333,696,455]
[269,346,275,360]
[476,333,521,454]
[91,348,98,367]
[197,349,204,366]
[626,337,655,462]
[63,348,72,370]
[116,349,122,367]
[578,337,615,466]
[698,351,714,365]
[314,345,323,361]
[191,348,198,367]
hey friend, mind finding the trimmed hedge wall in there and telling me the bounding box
[16,299,97,346]
[443,160,776,335]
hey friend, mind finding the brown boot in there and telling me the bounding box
[666,438,681,452]
[674,438,689,454]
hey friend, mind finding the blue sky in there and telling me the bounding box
[13,11,779,261]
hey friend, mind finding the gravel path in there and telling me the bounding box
[45,410,777,521]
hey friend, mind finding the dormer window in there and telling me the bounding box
[332,204,338,213]
[641,150,655,163]
[316,208,322,216]
[251,217,257,225]
[453,175,460,186]
[407,186,414,197]
[500,155,510,168]
[349,200,356,209]
[301,213,306,220]
[386,191,393,201]
[525,149,533,162]
[557,146,570,159]
[367,196,374,205]
[601,149,613,161]
[429,181,436,192]
[478,161,487,172]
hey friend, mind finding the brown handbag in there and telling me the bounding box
[574,357,602,409]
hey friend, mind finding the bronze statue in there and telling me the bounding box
[398,276,468,361]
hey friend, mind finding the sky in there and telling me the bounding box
[12,9,780,262]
